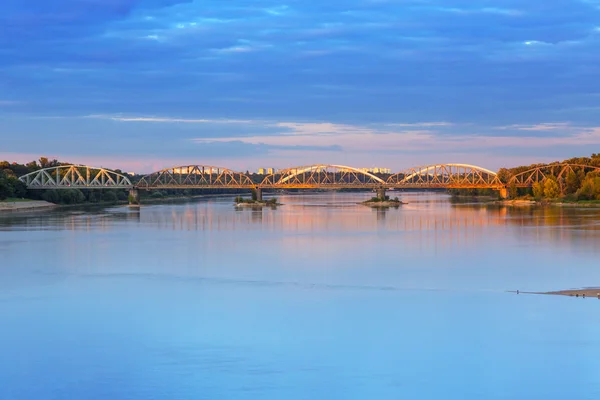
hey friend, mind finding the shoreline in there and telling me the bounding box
[0,200,58,213]
[0,193,247,214]
[509,288,600,298]
[543,288,600,298]
[495,199,600,207]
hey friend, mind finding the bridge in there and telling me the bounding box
[18,162,600,204]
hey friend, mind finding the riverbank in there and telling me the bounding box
[496,199,600,207]
[543,288,600,298]
[0,200,57,213]
[509,288,600,298]
[0,193,247,213]
[495,199,537,206]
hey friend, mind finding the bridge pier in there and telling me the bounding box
[128,188,140,205]
[498,188,508,199]
[254,187,263,202]
[376,188,387,201]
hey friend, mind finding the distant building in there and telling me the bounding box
[360,167,392,174]
[257,168,276,175]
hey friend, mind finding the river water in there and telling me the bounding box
[1,192,600,399]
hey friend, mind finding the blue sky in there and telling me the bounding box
[1,0,600,173]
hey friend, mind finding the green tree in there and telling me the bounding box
[8,177,27,198]
[0,171,11,200]
[532,182,544,200]
[42,190,60,203]
[102,191,119,202]
[87,191,99,203]
[543,177,561,199]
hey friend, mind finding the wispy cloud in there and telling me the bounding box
[85,115,255,124]
[0,101,21,106]
[496,123,572,131]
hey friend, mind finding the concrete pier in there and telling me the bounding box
[376,188,387,201]
[128,188,140,205]
[254,187,263,202]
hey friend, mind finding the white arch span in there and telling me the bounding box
[278,164,386,184]
[400,163,498,183]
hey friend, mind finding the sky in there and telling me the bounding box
[1,0,600,173]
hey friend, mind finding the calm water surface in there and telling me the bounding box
[1,192,600,399]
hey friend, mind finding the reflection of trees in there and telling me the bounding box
[455,204,600,251]
[0,206,141,231]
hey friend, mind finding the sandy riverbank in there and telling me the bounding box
[510,288,600,298]
[0,200,57,213]
[543,288,600,298]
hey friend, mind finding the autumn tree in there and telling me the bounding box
[508,181,518,199]
[532,182,544,200]
[496,168,513,184]
[543,177,561,199]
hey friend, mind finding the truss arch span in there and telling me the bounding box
[261,164,385,188]
[18,165,133,189]
[508,163,600,188]
[137,165,255,189]
[387,163,503,188]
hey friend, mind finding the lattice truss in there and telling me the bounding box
[387,164,503,188]
[261,165,386,188]
[137,165,254,188]
[509,164,600,188]
[19,165,132,188]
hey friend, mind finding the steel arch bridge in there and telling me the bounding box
[260,164,386,188]
[18,162,600,203]
[387,164,504,189]
[136,165,254,189]
[21,162,599,191]
[19,163,506,191]
[18,165,133,189]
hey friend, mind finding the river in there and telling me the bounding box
[1,192,600,399]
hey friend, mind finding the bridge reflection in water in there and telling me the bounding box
[129,193,600,252]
